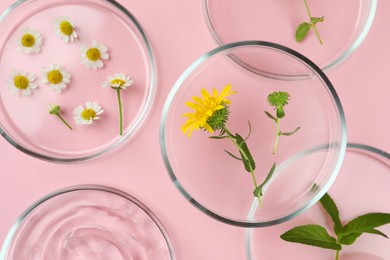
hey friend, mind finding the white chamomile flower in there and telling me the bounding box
[80,40,109,69]
[54,16,78,43]
[16,28,43,54]
[73,102,104,125]
[102,73,134,90]
[41,64,71,93]
[7,70,37,96]
[102,73,135,136]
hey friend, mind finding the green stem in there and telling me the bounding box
[116,88,123,136]
[303,0,323,45]
[335,250,340,260]
[56,113,72,130]
[273,118,280,155]
[223,127,262,208]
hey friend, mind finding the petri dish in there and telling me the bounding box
[0,185,175,260]
[0,0,156,162]
[246,143,390,259]
[203,0,377,74]
[160,41,346,227]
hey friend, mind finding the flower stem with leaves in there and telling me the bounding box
[296,0,324,44]
[281,192,390,259]
[265,91,300,155]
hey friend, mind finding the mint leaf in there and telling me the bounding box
[311,16,324,24]
[253,163,276,197]
[235,133,256,172]
[295,22,311,42]
[319,193,343,235]
[339,213,390,245]
[281,224,341,250]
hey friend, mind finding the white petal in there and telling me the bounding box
[100,52,109,60]
[85,102,92,109]
[22,88,31,97]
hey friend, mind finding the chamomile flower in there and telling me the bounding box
[54,16,78,43]
[102,73,134,135]
[7,70,37,96]
[73,102,104,125]
[16,28,43,54]
[80,40,109,69]
[41,64,71,93]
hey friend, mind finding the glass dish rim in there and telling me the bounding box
[244,142,390,259]
[160,40,347,227]
[202,0,377,75]
[0,184,176,260]
[0,0,157,163]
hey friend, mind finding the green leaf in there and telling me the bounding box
[235,133,256,172]
[295,22,312,42]
[281,224,341,250]
[253,163,276,197]
[280,127,301,136]
[224,150,242,161]
[311,16,324,24]
[338,213,390,244]
[209,135,229,139]
[319,193,343,235]
[264,111,277,122]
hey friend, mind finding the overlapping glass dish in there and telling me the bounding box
[203,0,376,74]
[160,41,347,227]
[0,185,175,259]
[246,143,390,259]
[0,0,156,162]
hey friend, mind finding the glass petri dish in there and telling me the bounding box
[203,0,377,74]
[160,41,346,227]
[0,185,175,260]
[246,143,390,259]
[0,0,156,162]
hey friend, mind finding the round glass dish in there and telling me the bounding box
[0,0,156,162]
[246,143,390,259]
[203,0,376,74]
[0,185,175,259]
[160,41,346,227]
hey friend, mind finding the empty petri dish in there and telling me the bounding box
[0,0,156,162]
[160,41,346,227]
[0,185,175,259]
[246,143,390,259]
[203,0,376,74]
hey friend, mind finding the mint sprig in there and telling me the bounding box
[280,192,390,260]
[295,0,324,44]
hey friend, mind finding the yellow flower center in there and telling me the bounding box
[111,79,125,87]
[81,109,96,120]
[47,70,63,84]
[86,48,101,61]
[13,75,29,89]
[59,21,74,36]
[21,34,35,47]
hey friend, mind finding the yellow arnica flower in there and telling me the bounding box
[181,84,236,137]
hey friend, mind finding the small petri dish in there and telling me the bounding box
[0,0,156,162]
[160,41,346,227]
[203,0,377,74]
[246,143,390,259]
[0,185,175,260]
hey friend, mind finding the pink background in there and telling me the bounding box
[0,0,389,259]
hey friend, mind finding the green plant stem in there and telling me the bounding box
[55,113,72,130]
[303,0,323,45]
[223,127,262,208]
[116,88,123,136]
[273,118,280,155]
[335,250,340,260]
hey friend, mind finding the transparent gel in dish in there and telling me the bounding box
[160,41,346,227]
[0,0,156,162]
[0,186,175,260]
[203,0,376,75]
[246,143,390,259]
